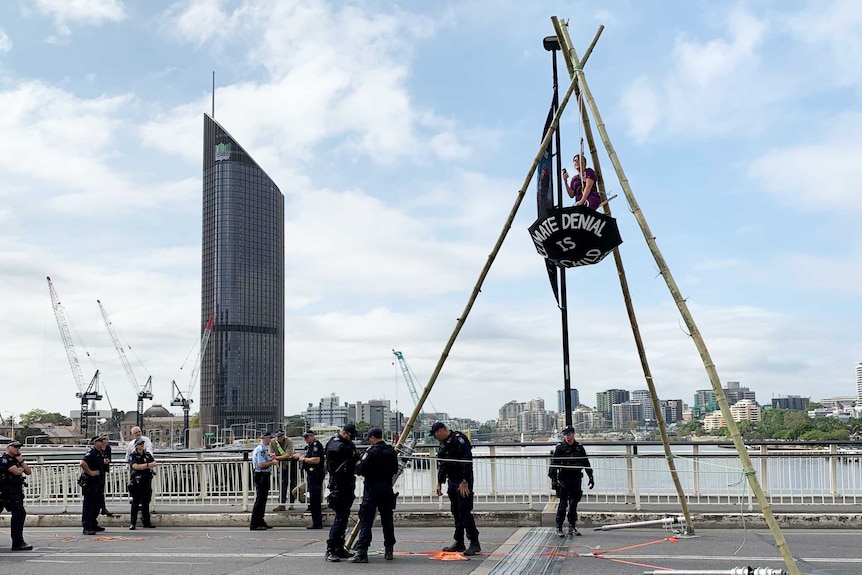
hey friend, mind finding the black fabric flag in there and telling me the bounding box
[537,102,559,304]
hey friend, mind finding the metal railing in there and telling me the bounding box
[17,441,862,512]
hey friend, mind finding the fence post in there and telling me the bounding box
[829,443,838,498]
[632,444,641,510]
[489,445,498,497]
[692,444,700,497]
[625,444,634,496]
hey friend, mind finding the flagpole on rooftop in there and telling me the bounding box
[552,16,799,574]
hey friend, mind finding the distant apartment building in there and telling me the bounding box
[693,389,717,417]
[659,399,684,424]
[612,402,643,430]
[856,363,862,404]
[596,389,629,423]
[557,388,580,413]
[497,398,549,433]
[730,398,761,423]
[724,381,756,405]
[702,411,725,432]
[819,396,857,410]
[630,390,654,422]
[355,399,391,430]
[553,405,603,434]
[303,394,350,427]
[771,395,810,411]
[517,409,553,434]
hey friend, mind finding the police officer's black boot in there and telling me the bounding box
[463,540,482,556]
[334,542,354,559]
[349,548,368,563]
[384,546,394,560]
[442,541,466,552]
[324,541,340,562]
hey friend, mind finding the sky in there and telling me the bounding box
[1,0,860,425]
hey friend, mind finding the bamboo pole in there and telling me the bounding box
[551,16,800,575]
[553,18,695,534]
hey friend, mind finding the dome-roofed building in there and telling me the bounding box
[120,405,184,449]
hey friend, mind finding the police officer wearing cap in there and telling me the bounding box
[80,435,107,535]
[324,422,359,562]
[300,430,325,529]
[250,431,275,530]
[0,440,33,550]
[431,422,481,556]
[128,437,158,530]
[548,425,594,537]
[351,427,398,563]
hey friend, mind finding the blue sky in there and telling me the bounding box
[1,0,859,425]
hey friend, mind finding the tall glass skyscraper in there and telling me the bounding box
[200,114,284,432]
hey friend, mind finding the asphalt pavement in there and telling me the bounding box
[0,525,858,575]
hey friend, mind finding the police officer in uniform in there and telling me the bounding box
[351,428,398,563]
[250,431,275,531]
[128,437,158,530]
[324,422,359,562]
[548,425,594,536]
[431,422,481,556]
[0,440,33,550]
[300,430,325,530]
[80,435,107,535]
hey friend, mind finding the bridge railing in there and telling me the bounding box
[18,441,862,512]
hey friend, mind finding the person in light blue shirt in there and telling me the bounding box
[250,432,275,530]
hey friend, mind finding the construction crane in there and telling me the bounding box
[97,299,153,430]
[171,312,214,448]
[47,276,102,439]
[392,350,422,415]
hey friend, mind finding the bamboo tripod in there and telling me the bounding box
[551,16,800,575]
[346,20,801,575]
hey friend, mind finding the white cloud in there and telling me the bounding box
[32,0,126,36]
[619,9,778,140]
[620,76,659,143]
[144,2,460,167]
[0,28,11,53]
[748,113,862,212]
[783,0,862,86]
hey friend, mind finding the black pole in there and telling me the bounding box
[546,39,573,427]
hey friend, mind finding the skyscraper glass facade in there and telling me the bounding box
[200,114,284,431]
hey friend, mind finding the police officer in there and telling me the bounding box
[250,431,275,531]
[324,422,359,562]
[299,430,325,530]
[128,437,158,530]
[0,440,33,550]
[351,428,398,563]
[431,422,481,556]
[80,435,107,535]
[548,425,594,536]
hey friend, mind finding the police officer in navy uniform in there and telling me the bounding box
[80,435,107,535]
[548,425,594,536]
[351,427,398,563]
[431,422,481,556]
[299,430,325,530]
[0,440,33,550]
[324,422,359,562]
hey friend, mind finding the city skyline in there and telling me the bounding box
[1,2,860,424]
